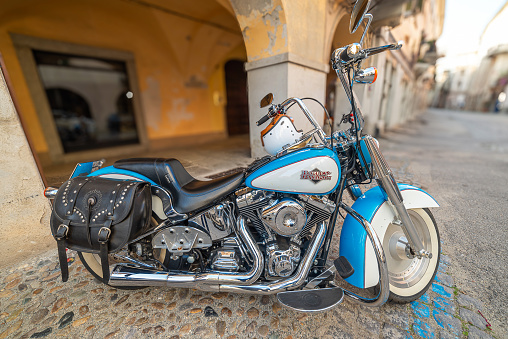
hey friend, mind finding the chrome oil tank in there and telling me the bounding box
[246,148,341,195]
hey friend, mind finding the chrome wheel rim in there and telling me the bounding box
[383,210,431,288]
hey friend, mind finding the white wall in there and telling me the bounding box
[0,70,54,268]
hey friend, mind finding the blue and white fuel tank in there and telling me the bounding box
[245,148,341,195]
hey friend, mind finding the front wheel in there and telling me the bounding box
[382,208,440,303]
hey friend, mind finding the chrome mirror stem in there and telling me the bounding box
[359,14,373,46]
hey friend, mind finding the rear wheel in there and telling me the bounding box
[78,217,167,289]
[77,249,167,289]
[383,208,440,303]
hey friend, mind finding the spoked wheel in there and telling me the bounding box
[77,217,168,289]
[382,208,440,303]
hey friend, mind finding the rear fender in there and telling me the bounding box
[87,166,167,220]
[339,184,439,289]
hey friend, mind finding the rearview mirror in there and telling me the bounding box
[350,0,371,33]
[260,93,274,108]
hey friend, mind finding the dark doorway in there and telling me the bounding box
[224,60,249,135]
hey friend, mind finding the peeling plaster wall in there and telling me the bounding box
[232,0,331,65]
[0,70,53,268]
[232,0,288,61]
[232,0,332,158]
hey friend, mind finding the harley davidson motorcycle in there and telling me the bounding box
[44,0,440,312]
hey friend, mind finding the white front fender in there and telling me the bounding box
[339,184,439,289]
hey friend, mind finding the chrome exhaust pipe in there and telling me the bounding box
[109,217,263,287]
[200,221,327,294]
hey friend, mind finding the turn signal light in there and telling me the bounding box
[354,67,377,84]
[44,187,58,199]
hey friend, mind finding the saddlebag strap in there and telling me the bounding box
[98,219,113,284]
[55,220,71,282]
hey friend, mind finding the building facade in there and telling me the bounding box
[0,0,444,263]
[434,2,508,113]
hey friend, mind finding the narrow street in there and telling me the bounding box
[0,109,505,339]
[381,108,508,338]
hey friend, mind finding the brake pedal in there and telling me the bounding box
[334,256,354,279]
[277,287,344,312]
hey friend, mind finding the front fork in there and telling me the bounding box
[363,136,432,259]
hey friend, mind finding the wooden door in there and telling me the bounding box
[225,60,249,135]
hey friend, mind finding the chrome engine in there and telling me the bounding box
[191,202,235,240]
[236,189,335,278]
[261,199,307,236]
[267,242,301,277]
[151,189,335,278]
[209,238,242,271]
[152,224,212,255]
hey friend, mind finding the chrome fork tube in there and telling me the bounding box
[363,136,431,259]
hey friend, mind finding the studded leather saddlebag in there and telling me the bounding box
[50,176,152,283]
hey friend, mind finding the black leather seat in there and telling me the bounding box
[114,158,244,214]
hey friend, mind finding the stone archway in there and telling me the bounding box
[227,0,352,157]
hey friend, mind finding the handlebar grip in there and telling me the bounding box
[364,42,403,57]
[256,114,270,126]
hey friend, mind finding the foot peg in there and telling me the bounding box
[334,256,354,279]
[277,287,344,312]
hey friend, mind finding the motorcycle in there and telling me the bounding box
[44,0,440,312]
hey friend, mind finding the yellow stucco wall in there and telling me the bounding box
[231,0,332,64]
[0,0,246,154]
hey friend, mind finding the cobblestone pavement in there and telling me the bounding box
[0,140,502,339]
[0,244,498,339]
[1,200,500,339]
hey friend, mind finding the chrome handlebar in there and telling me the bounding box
[332,41,403,67]
[280,97,328,146]
[257,97,329,147]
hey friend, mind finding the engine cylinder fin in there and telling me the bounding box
[238,199,271,239]
[300,201,333,238]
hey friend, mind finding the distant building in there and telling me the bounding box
[435,1,508,112]
[330,0,445,135]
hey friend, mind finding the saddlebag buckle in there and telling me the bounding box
[55,224,69,241]
[97,227,111,244]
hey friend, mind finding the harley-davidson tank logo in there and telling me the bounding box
[300,168,332,184]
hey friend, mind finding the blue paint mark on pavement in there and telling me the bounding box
[432,309,444,328]
[432,283,452,299]
[419,292,431,303]
[433,296,455,314]
[411,301,430,318]
[432,310,462,336]
[435,271,454,288]
[437,262,448,274]
[412,318,435,339]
